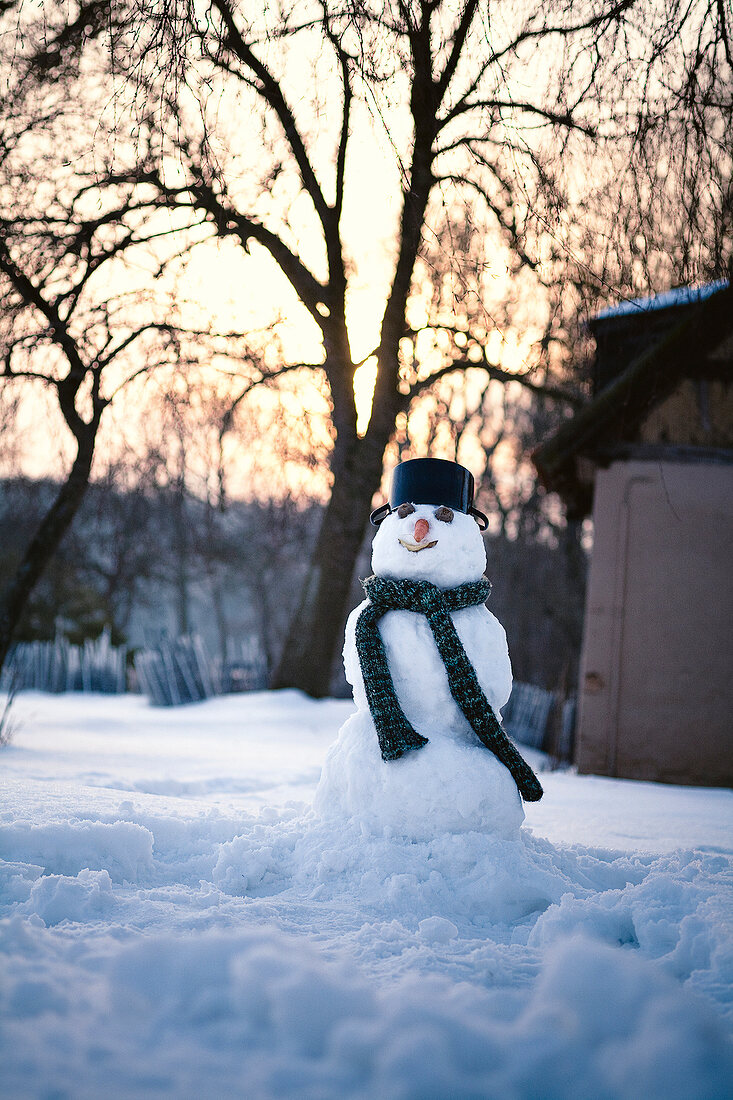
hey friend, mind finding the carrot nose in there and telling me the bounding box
[414,518,430,543]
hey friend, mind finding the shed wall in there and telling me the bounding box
[576,460,733,786]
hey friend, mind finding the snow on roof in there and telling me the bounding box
[592,279,729,322]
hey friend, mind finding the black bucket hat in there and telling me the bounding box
[370,458,488,529]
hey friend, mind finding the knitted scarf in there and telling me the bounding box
[355,575,543,803]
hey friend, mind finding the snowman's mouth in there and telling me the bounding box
[398,538,438,552]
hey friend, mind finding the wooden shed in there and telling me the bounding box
[534,282,733,787]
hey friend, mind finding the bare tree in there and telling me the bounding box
[0,9,252,671]
[94,0,646,694]
[5,0,730,693]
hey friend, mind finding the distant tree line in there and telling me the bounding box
[0,476,317,667]
[0,467,586,694]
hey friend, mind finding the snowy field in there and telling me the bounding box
[1,690,732,1099]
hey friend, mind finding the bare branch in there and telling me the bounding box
[219,361,326,434]
[126,160,332,329]
[321,4,353,226]
[435,0,480,105]
[436,172,543,274]
[483,1,636,69]
[0,236,87,386]
[408,349,584,408]
[441,98,598,139]
[210,0,331,227]
[0,366,58,386]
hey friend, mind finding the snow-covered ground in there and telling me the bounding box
[1,691,732,1099]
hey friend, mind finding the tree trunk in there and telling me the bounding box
[272,423,391,697]
[0,427,96,672]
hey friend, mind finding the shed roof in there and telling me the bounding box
[591,279,728,322]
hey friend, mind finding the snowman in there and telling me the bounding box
[315,458,543,841]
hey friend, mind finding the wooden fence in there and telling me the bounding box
[0,632,574,759]
[0,630,127,694]
[503,682,576,762]
[133,636,268,705]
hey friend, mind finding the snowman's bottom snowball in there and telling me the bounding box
[314,712,525,840]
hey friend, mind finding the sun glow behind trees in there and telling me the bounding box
[1,70,537,502]
[0,1,581,495]
[2,52,408,497]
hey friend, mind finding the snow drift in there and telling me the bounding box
[1,692,732,1099]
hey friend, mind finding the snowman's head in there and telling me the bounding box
[371,501,487,588]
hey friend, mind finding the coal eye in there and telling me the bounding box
[435,507,454,523]
[397,502,415,518]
